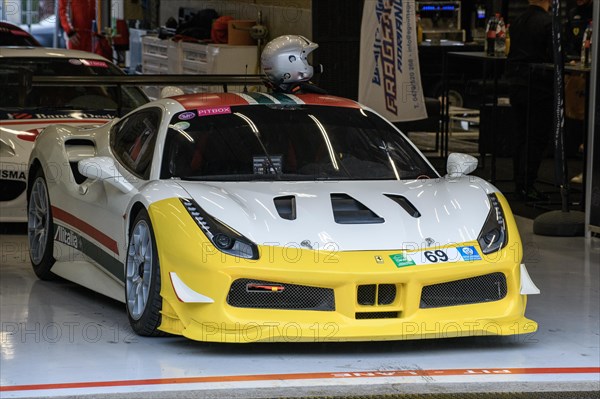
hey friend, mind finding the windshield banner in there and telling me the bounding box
[358,0,427,122]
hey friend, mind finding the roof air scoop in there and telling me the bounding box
[384,194,421,218]
[274,195,296,220]
[331,194,384,224]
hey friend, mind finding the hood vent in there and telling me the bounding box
[274,195,296,220]
[331,194,384,224]
[385,194,421,218]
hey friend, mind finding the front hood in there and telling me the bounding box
[177,177,498,251]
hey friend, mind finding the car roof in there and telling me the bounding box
[172,92,361,110]
[0,46,108,60]
[0,21,41,47]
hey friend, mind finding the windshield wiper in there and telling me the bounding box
[232,112,281,179]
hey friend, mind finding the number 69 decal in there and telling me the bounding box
[423,250,449,263]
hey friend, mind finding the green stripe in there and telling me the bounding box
[245,92,275,104]
[54,223,124,282]
[271,93,299,104]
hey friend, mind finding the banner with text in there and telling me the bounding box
[359,0,427,122]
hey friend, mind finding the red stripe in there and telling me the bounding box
[52,206,119,255]
[296,93,361,108]
[2,119,108,126]
[1,367,598,392]
[176,93,251,110]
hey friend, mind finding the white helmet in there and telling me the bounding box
[261,35,318,85]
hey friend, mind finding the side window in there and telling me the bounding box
[110,107,161,179]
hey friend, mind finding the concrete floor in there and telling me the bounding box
[0,217,598,398]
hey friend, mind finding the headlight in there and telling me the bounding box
[180,198,259,260]
[477,193,508,254]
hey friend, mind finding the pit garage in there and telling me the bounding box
[1,1,599,399]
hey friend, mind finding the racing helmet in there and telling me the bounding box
[261,35,318,85]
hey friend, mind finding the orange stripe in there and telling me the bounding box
[1,119,109,126]
[296,93,361,108]
[177,93,252,110]
[52,206,119,255]
[1,367,598,392]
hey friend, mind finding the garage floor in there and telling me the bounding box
[0,217,598,399]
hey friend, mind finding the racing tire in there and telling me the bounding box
[125,208,164,336]
[27,168,56,280]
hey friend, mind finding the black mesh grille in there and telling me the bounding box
[228,279,335,311]
[357,284,397,306]
[420,273,507,308]
[356,311,399,319]
[378,284,396,305]
[357,284,376,305]
[0,180,26,201]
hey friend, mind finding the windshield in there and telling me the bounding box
[0,57,148,114]
[161,105,436,181]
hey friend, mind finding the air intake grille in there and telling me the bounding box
[228,279,335,311]
[384,194,421,217]
[0,180,26,201]
[273,195,296,220]
[357,284,397,305]
[356,311,399,319]
[420,273,507,308]
[331,193,384,224]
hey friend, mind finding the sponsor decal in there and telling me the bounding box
[178,111,196,121]
[68,59,108,68]
[374,255,384,264]
[2,111,114,120]
[80,59,109,68]
[54,225,82,251]
[198,106,231,117]
[0,170,27,181]
[457,246,482,261]
[390,252,416,268]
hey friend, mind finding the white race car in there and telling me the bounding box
[0,48,147,222]
[28,91,539,342]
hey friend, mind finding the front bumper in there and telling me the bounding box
[149,198,537,343]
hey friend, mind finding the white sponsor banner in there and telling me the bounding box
[359,0,427,122]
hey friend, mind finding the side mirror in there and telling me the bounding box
[78,156,134,193]
[446,153,478,177]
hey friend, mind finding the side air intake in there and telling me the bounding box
[274,195,296,220]
[384,194,421,218]
[331,194,384,224]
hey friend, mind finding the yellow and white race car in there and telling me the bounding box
[28,91,539,343]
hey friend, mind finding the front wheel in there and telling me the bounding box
[27,169,56,280]
[125,209,163,336]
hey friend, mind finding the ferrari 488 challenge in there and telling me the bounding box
[0,47,148,222]
[27,91,539,342]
